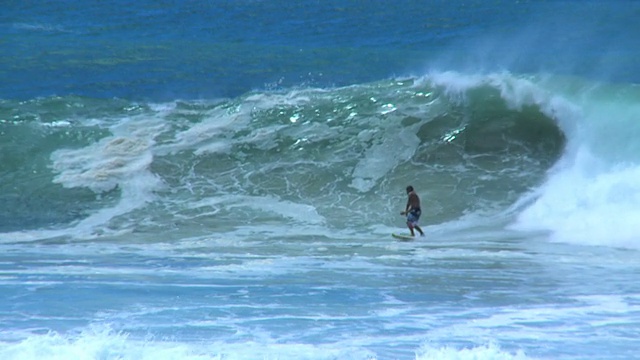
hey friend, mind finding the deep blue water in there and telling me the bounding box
[4,1,640,100]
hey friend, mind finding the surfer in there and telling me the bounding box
[400,185,425,237]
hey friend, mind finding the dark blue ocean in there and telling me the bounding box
[2,1,640,359]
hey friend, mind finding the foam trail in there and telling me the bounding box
[189,195,326,225]
[350,123,421,192]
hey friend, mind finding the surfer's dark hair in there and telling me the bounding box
[406,185,414,192]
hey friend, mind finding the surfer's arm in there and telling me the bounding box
[401,202,411,215]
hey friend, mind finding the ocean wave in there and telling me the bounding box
[1,72,638,248]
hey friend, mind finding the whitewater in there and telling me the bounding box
[2,1,640,359]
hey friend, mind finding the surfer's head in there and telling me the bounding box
[406,185,414,193]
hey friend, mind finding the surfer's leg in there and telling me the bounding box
[407,212,419,236]
[407,221,416,237]
[409,210,424,236]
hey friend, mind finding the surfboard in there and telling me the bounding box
[392,233,415,241]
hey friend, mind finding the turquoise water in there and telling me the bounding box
[2,2,640,359]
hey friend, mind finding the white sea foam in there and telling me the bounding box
[0,327,377,360]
